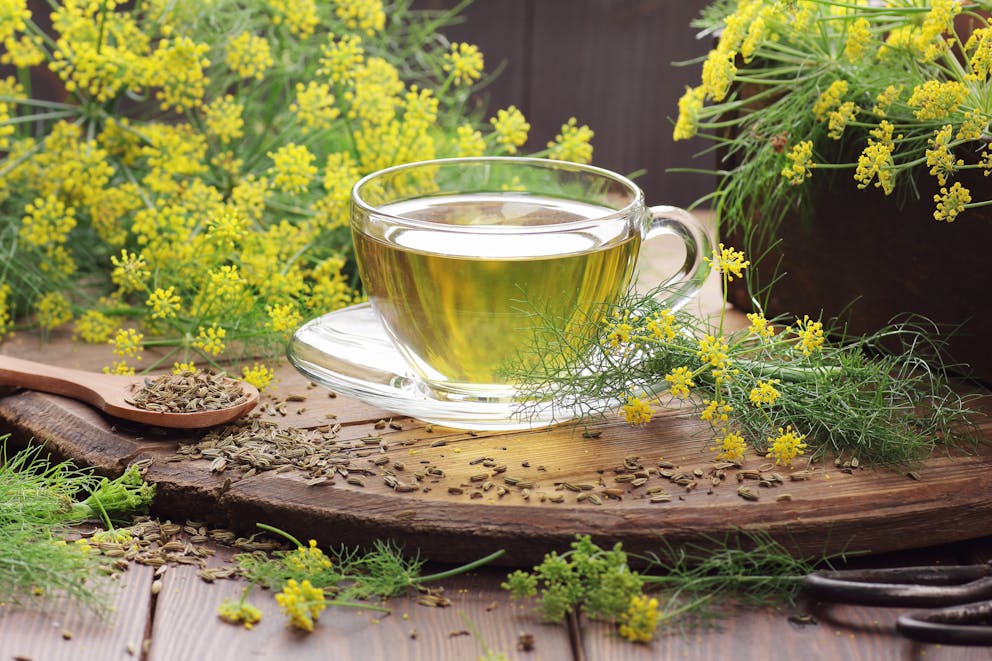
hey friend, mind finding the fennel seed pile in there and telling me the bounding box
[127,370,247,413]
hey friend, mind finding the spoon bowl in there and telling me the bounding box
[0,355,259,429]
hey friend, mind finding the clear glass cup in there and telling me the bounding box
[347,157,711,411]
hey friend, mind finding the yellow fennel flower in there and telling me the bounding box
[335,0,385,36]
[73,310,116,343]
[871,85,902,117]
[35,291,72,331]
[0,0,31,42]
[285,539,333,572]
[705,243,750,281]
[925,124,962,187]
[933,182,971,222]
[916,0,960,61]
[700,399,733,425]
[646,309,678,342]
[454,123,485,157]
[547,117,594,164]
[793,315,824,356]
[267,0,319,39]
[291,81,340,131]
[268,143,318,194]
[697,334,730,370]
[965,27,992,80]
[673,85,706,141]
[855,122,898,195]
[605,313,634,350]
[226,32,273,81]
[490,106,530,154]
[267,302,303,335]
[701,47,736,102]
[664,366,695,399]
[749,379,782,407]
[813,80,848,122]
[203,95,244,144]
[19,194,77,247]
[318,33,364,85]
[618,594,661,644]
[622,396,653,427]
[766,426,808,466]
[712,431,747,463]
[826,101,858,140]
[111,327,144,359]
[908,80,968,121]
[149,36,210,112]
[844,17,873,62]
[146,287,182,320]
[442,42,484,86]
[241,363,275,391]
[275,579,326,632]
[217,597,262,629]
[746,312,775,340]
[104,360,135,376]
[193,325,226,357]
[781,140,814,185]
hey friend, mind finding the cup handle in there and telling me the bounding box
[643,205,713,310]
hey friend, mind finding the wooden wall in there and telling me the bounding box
[417,0,716,208]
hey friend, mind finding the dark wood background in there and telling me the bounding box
[417,0,716,208]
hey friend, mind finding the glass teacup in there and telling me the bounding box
[350,157,712,415]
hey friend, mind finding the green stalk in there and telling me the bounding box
[327,599,391,613]
[413,549,506,584]
[256,522,304,548]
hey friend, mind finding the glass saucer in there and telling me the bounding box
[286,303,593,431]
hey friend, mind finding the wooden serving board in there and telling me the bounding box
[2,332,991,567]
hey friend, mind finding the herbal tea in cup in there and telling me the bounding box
[352,157,711,404]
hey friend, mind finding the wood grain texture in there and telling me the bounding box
[581,599,992,661]
[148,547,572,661]
[0,564,155,661]
[414,0,531,112]
[1,212,989,570]
[416,0,715,208]
[158,409,992,566]
[2,324,992,569]
[724,168,992,384]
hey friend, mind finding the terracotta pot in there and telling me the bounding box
[725,167,992,385]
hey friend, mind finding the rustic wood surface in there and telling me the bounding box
[415,0,716,209]
[4,535,992,660]
[1,325,990,568]
[3,220,992,657]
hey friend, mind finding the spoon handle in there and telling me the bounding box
[0,355,118,408]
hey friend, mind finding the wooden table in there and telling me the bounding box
[3,234,992,659]
[2,534,992,660]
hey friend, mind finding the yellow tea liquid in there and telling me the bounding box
[354,193,639,397]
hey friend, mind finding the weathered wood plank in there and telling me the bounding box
[580,599,992,661]
[149,548,573,661]
[581,539,989,661]
[3,351,992,569]
[0,564,155,661]
[418,0,715,208]
[3,213,991,570]
[414,0,531,112]
[526,0,714,208]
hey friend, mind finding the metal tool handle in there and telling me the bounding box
[897,599,992,646]
[802,564,992,607]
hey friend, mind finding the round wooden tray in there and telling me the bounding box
[2,342,990,567]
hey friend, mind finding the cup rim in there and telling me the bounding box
[351,156,644,233]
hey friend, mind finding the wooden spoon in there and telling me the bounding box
[0,355,259,429]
